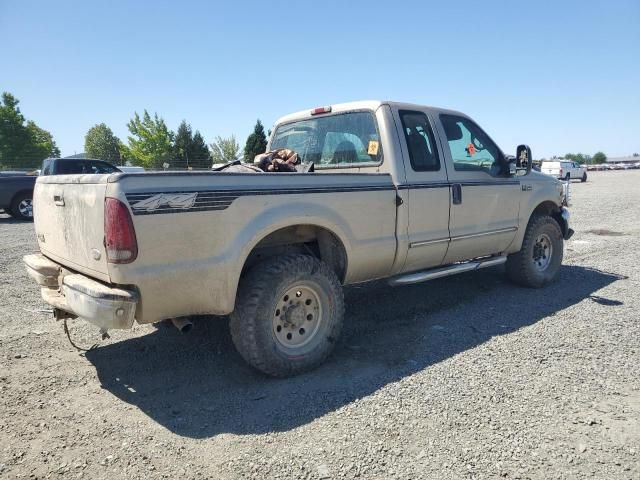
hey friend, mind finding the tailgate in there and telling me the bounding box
[33,175,111,281]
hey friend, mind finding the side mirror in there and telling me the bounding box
[515,144,532,176]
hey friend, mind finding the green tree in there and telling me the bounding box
[173,120,211,169]
[592,151,607,164]
[0,92,59,169]
[243,119,268,162]
[191,131,211,168]
[564,152,592,164]
[84,123,121,164]
[210,135,240,165]
[122,110,174,169]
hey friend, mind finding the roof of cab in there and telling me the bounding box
[273,100,465,126]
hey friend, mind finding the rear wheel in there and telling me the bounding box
[581,172,587,182]
[230,254,344,377]
[564,173,571,181]
[506,214,563,288]
[9,192,34,220]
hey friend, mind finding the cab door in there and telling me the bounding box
[433,113,521,263]
[395,109,451,273]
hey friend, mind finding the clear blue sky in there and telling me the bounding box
[1,0,639,159]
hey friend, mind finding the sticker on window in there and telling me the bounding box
[367,140,379,156]
[465,143,476,156]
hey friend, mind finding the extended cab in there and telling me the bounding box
[24,101,573,376]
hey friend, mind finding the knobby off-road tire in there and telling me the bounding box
[506,214,564,288]
[230,254,344,377]
[9,192,34,220]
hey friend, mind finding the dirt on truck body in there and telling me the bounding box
[25,100,572,376]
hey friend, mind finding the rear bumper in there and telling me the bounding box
[23,253,138,331]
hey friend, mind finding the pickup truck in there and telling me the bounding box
[541,160,587,182]
[0,172,37,220]
[1,158,121,220]
[24,101,573,377]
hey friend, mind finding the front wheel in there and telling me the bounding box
[230,254,344,377]
[506,214,564,288]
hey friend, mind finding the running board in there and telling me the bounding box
[388,256,507,287]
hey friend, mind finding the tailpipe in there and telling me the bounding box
[171,317,193,334]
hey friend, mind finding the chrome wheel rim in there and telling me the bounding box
[18,199,33,217]
[273,283,323,349]
[532,233,553,271]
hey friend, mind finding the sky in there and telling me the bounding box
[1,0,639,159]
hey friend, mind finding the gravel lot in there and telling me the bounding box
[1,171,638,479]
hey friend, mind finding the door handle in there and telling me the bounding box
[53,194,65,206]
[452,183,462,205]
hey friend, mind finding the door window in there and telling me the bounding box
[399,111,440,172]
[440,114,504,176]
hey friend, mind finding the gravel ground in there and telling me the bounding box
[1,171,638,479]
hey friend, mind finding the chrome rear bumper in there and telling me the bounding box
[23,254,137,331]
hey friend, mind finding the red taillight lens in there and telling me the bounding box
[104,197,138,264]
[310,106,332,115]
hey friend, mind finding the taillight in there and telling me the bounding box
[104,197,138,264]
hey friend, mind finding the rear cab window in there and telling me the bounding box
[270,111,382,169]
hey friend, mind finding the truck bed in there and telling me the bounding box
[33,171,398,322]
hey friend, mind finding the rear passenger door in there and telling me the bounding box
[434,114,521,263]
[396,110,451,272]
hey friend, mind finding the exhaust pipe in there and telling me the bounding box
[171,317,193,334]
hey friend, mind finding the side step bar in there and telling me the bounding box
[388,256,507,287]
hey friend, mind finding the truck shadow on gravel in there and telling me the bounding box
[86,265,624,438]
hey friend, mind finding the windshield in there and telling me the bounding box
[270,111,382,168]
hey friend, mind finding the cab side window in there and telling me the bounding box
[440,114,504,176]
[399,110,440,171]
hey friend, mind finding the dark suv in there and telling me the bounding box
[41,158,121,175]
[1,158,120,220]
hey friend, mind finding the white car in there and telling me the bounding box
[541,160,587,182]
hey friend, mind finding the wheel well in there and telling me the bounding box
[531,201,566,236]
[242,225,348,283]
[11,189,33,205]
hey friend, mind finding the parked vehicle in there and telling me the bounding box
[24,101,573,377]
[540,160,587,182]
[41,157,121,175]
[1,159,121,220]
[0,173,37,220]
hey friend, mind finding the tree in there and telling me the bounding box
[123,110,174,169]
[85,123,121,164]
[210,135,240,165]
[173,120,211,169]
[0,92,59,169]
[22,121,60,162]
[243,119,268,162]
[563,152,592,164]
[191,131,211,169]
[592,151,607,164]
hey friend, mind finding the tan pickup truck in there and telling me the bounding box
[24,100,572,376]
